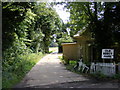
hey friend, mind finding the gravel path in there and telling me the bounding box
[14,52,119,88]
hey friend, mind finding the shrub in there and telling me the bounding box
[90,71,108,80]
[2,52,45,88]
[112,73,120,79]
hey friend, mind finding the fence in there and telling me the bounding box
[90,63,116,76]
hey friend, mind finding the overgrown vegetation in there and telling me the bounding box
[59,56,78,71]
[2,2,63,88]
[59,56,120,81]
[57,33,73,53]
[2,52,45,88]
[2,2,120,88]
[90,72,108,80]
[90,72,120,81]
[65,2,120,61]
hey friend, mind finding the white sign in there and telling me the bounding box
[102,49,114,59]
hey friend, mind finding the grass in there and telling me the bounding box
[59,56,79,72]
[90,72,120,82]
[49,47,58,53]
[59,56,120,81]
[2,52,45,88]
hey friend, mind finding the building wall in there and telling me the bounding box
[62,41,93,62]
[75,37,93,62]
[62,43,80,60]
[62,30,94,62]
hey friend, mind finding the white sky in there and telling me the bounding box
[53,4,70,24]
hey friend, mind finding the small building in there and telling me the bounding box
[62,29,94,62]
[62,29,119,76]
[62,42,80,60]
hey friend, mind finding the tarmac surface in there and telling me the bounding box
[14,51,119,88]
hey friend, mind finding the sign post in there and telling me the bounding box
[102,49,114,63]
[102,49,114,59]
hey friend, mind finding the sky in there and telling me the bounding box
[53,4,71,35]
[53,4,70,24]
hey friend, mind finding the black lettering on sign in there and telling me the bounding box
[102,49,114,59]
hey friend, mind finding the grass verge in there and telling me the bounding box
[59,56,120,81]
[49,47,58,53]
[2,52,45,88]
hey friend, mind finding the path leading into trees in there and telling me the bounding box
[14,51,89,88]
[14,49,119,88]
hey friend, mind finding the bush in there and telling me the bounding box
[59,57,78,72]
[112,73,120,79]
[57,33,73,53]
[66,61,77,71]
[57,33,73,45]
[59,56,66,64]
[69,61,77,65]
[2,52,45,88]
[90,72,108,80]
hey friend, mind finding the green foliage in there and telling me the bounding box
[66,2,120,60]
[57,33,73,45]
[64,59,70,65]
[58,56,63,60]
[90,72,107,80]
[2,52,45,88]
[61,59,82,74]
[66,61,79,72]
[2,2,34,51]
[50,42,58,47]
[2,2,63,53]
[59,56,66,64]
[66,2,91,37]
[2,2,63,88]
[90,72,120,81]
[60,57,120,81]
[32,3,63,53]
[59,56,69,65]
[112,73,120,79]
[69,61,77,66]
[60,58,76,70]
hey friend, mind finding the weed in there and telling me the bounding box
[112,73,120,79]
[2,52,45,88]
[90,72,108,80]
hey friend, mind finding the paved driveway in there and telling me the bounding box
[14,52,119,88]
[14,52,89,88]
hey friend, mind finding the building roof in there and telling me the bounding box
[74,29,87,37]
[62,42,77,46]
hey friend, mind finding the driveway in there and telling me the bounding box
[14,51,119,88]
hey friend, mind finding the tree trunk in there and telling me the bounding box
[58,45,63,53]
[44,46,49,53]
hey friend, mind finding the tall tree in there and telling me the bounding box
[66,2,120,60]
[32,3,63,53]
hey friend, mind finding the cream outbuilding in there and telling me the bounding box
[62,29,94,62]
